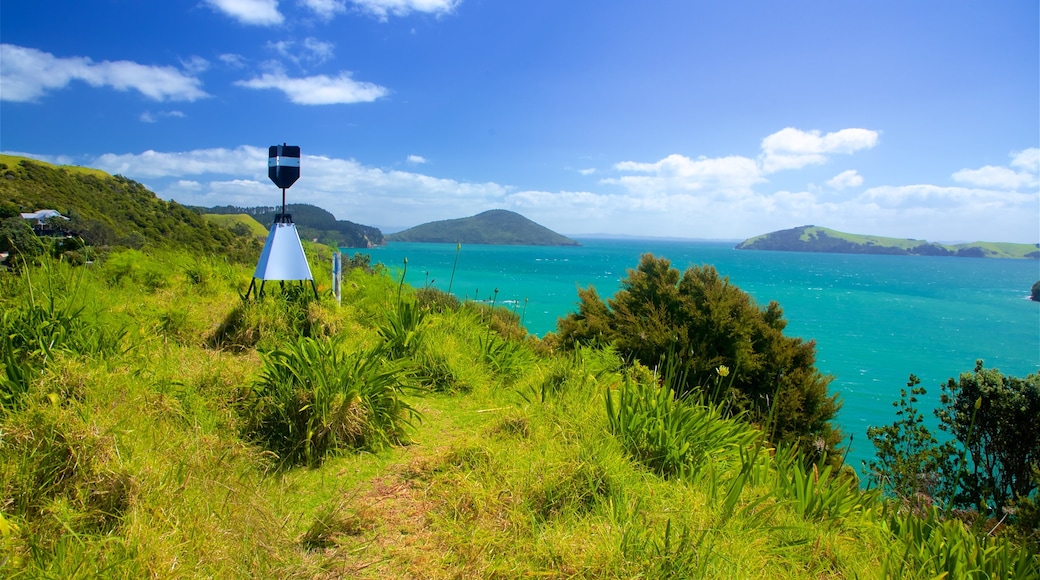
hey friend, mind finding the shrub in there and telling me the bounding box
[867,375,956,509]
[241,336,420,466]
[869,363,1040,548]
[0,217,44,264]
[416,286,460,313]
[936,361,1040,515]
[559,254,842,463]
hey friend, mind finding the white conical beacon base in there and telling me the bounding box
[253,222,314,281]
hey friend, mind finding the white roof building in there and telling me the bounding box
[20,209,67,223]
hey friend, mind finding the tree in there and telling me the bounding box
[870,362,1040,523]
[867,375,956,509]
[0,217,44,261]
[556,253,842,463]
[937,360,1040,514]
[0,201,19,219]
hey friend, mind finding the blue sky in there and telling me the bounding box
[2,1,1038,242]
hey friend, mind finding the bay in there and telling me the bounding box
[354,239,1040,475]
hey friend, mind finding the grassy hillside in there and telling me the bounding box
[0,155,260,262]
[204,204,384,248]
[203,213,268,238]
[737,225,1040,259]
[1,245,1035,577]
[387,209,580,246]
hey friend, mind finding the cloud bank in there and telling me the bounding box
[0,44,208,103]
[12,134,1037,244]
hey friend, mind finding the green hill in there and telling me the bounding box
[203,204,384,248]
[0,155,260,261]
[737,225,1040,259]
[202,213,268,239]
[386,209,580,246]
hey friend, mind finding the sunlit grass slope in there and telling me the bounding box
[0,246,1035,578]
[203,213,269,238]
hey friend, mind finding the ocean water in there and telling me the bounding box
[356,239,1040,474]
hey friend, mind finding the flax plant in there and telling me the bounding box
[243,335,420,466]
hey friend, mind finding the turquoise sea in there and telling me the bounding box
[357,239,1040,474]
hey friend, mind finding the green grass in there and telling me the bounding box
[0,154,109,180]
[798,226,925,250]
[203,213,269,238]
[0,247,1036,578]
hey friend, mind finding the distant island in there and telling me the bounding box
[737,225,1040,260]
[386,209,580,246]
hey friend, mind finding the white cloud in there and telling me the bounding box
[205,0,283,26]
[219,53,248,68]
[827,169,863,190]
[352,0,459,19]
[578,168,596,176]
[266,38,335,67]
[606,127,878,202]
[859,184,1034,210]
[83,146,508,226]
[606,154,763,197]
[180,56,210,75]
[140,110,186,123]
[407,154,427,164]
[760,127,878,173]
[952,148,1040,190]
[300,0,347,19]
[1011,148,1040,173]
[235,71,388,104]
[94,146,269,178]
[952,166,1036,190]
[0,44,208,103]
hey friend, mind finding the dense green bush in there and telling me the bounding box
[869,363,1040,551]
[557,253,841,463]
[241,336,420,466]
[937,361,1040,514]
[0,218,44,264]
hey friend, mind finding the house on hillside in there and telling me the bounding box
[20,209,69,236]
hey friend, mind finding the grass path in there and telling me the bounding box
[291,391,510,579]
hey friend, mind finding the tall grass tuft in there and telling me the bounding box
[882,504,1040,578]
[1,261,126,412]
[605,371,759,480]
[377,298,428,360]
[770,444,878,523]
[241,335,421,466]
[0,399,135,570]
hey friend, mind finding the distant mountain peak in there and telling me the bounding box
[386,209,580,246]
